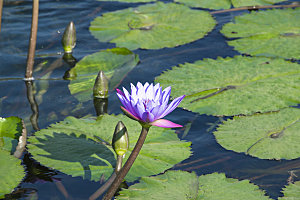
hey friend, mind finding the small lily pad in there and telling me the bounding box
[155,56,300,116]
[90,2,216,50]
[68,48,139,102]
[279,181,300,199]
[214,107,300,160]
[27,114,191,182]
[221,8,300,59]
[174,0,286,10]
[0,116,22,153]
[0,149,25,198]
[117,171,270,199]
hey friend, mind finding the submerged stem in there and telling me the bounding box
[103,125,150,200]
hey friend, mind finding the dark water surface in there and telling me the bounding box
[1,0,300,199]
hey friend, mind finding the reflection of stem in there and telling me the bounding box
[55,181,73,200]
[89,173,117,200]
[0,0,3,32]
[103,125,150,200]
[25,81,40,131]
[25,0,39,80]
[13,119,27,158]
[211,3,300,14]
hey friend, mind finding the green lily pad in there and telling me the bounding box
[279,181,300,199]
[0,149,25,198]
[0,116,22,153]
[90,2,216,50]
[214,107,300,160]
[174,0,286,10]
[68,48,139,102]
[221,8,300,59]
[117,171,270,199]
[155,56,300,116]
[27,114,191,182]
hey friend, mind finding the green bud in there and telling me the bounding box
[62,21,76,53]
[93,71,109,98]
[112,121,129,156]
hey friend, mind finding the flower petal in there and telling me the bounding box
[150,119,183,128]
[158,95,185,119]
[120,106,140,121]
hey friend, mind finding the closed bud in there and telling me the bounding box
[112,121,129,157]
[93,71,109,98]
[62,21,76,53]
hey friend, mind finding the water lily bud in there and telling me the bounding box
[62,21,76,53]
[112,121,129,157]
[93,71,109,98]
[93,97,108,116]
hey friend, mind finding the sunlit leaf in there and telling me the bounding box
[90,2,216,50]
[279,181,300,199]
[117,171,270,199]
[214,107,300,160]
[68,48,139,102]
[0,149,25,198]
[0,116,22,153]
[27,115,191,182]
[174,0,286,10]
[155,56,300,116]
[221,8,300,59]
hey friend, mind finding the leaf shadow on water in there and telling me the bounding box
[33,132,116,180]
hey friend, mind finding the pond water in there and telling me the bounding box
[1,0,300,199]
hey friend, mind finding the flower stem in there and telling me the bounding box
[103,125,150,200]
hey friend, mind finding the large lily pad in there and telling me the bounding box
[0,149,25,198]
[0,116,22,153]
[68,48,139,102]
[27,114,191,182]
[155,56,300,116]
[221,8,300,59]
[117,171,270,199]
[214,107,300,160]
[90,2,216,50]
[279,181,300,199]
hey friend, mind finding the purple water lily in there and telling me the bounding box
[116,82,185,128]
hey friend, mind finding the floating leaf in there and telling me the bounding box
[279,181,300,199]
[0,116,22,153]
[0,149,25,198]
[68,48,139,102]
[117,171,270,199]
[27,115,191,182]
[174,0,231,10]
[214,107,300,160]
[155,56,300,116]
[90,2,216,50]
[221,8,300,59]
[174,0,286,10]
[197,173,270,199]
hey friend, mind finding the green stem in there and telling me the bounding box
[103,125,150,200]
[0,0,3,32]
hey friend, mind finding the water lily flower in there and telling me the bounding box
[116,82,185,128]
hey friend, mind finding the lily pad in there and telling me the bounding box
[117,171,270,199]
[174,0,286,10]
[214,107,300,160]
[27,114,191,182]
[0,149,25,198]
[68,48,139,102]
[279,181,300,199]
[221,8,300,59]
[155,56,300,116]
[90,2,216,50]
[0,116,22,153]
